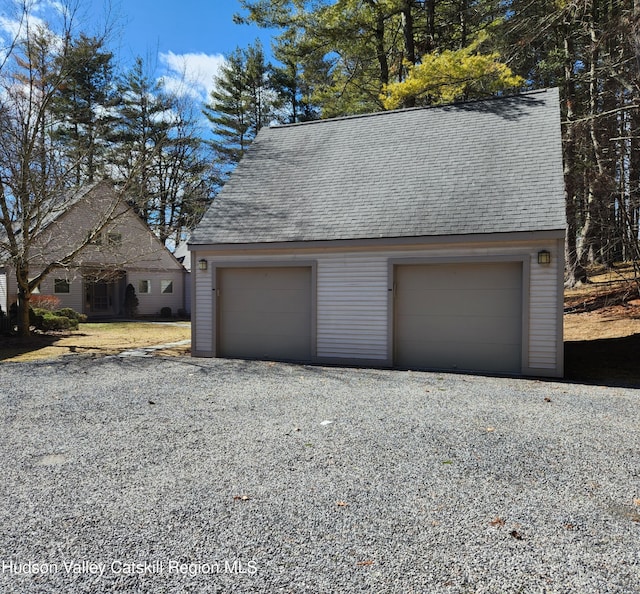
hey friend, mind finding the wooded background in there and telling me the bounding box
[2,0,639,287]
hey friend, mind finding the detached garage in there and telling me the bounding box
[190,88,566,377]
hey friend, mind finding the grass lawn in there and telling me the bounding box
[0,322,190,362]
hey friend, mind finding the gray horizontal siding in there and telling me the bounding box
[528,250,562,370]
[127,271,184,316]
[317,257,388,360]
[192,237,563,375]
[0,271,7,312]
[194,266,213,354]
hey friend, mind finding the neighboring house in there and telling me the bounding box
[0,267,7,314]
[189,88,566,377]
[173,241,192,315]
[1,181,185,318]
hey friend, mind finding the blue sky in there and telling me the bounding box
[0,0,276,102]
[99,0,270,61]
[86,0,276,100]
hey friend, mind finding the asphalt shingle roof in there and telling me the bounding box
[190,88,566,246]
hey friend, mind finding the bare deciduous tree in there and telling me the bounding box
[0,1,132,336]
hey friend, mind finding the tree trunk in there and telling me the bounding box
[635,0,640,73]
[580,0,605,266]
[402,0,416,67]
[629,104,640,261]
[400,0,416,107]
[562,24,587,286]
[425,0,436,52]
[16,268,32,337]
[373,8,390,87]
[459,0,468,48]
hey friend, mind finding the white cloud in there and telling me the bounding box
[0,0,65,61]
[0,13,48,41]
[159,51,226,101]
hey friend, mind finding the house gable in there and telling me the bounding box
[30,181,183,272]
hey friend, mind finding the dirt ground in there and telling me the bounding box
[564,269,640,386]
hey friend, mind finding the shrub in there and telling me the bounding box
[160,306,172,318]
[41,313,78,331]
[31,308,79,331]
[124,284,138,317]
[30,295,61,311]
[29,308,44,330]
[9,302,18,324]
[55,308,88,323]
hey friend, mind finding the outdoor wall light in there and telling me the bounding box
[198,259,208,271]
[537,250,551,265]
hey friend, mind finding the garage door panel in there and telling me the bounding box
[221,331,311,360]
[223,288,310,313]
[221,311,310,337]
[397,340,521,373]
[401,289,522,318]
[221,268,294,290]
[401,265,520,291]
[395,262,522,373]
[397,314,521,345]
[218,267,312,361]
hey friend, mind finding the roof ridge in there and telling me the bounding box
[270,88,557,130]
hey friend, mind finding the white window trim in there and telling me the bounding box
[54,278,71,294]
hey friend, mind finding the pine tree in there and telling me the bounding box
[154,94,217,244]
[51,34,114,184]
[496,0,640,284]
[107,57,173,222]
[238,0,512,116]
[203,42,272,167]
[381,32,523,109]
[108,57,215,245]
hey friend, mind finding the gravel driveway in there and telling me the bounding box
[1,355,639,593]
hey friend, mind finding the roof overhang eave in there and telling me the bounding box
[188,228,566,253]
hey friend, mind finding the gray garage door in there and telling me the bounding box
[394,262,522,373]
[217,267,312,362]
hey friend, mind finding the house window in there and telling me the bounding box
[54,279,70,294]
[107,232,122,246]
[138,280,151,294]
[160,280,173,294]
